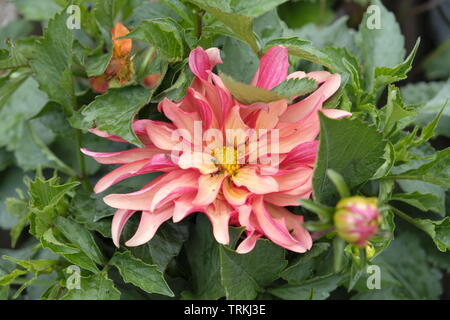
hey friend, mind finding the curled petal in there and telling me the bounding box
[111,209,136,247]
[193,173,227,206]
[178,151,218,174]
[125,207,173,246]
[223,179,251,206]
[205,199,232,245]
[81,146,162,164]
[232,167,278,194]
[236,231,262,254]
[252,46,289,90]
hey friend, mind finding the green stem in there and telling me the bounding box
[390,206,422,229]
[194,10,204,40]
[327,169,351,199]
[333,237,346,273]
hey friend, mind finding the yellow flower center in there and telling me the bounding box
[212,146,241,175]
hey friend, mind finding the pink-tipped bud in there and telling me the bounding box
[334,196,381,246]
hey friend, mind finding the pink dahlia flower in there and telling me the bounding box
[82,45,351,254]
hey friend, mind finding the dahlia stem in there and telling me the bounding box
[333,236,346,273]
[194,10,204,39]
[390,206,426,232]
[327,169,351,199]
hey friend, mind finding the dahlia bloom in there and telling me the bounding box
[334,196,382,246]
[82,45,350,253]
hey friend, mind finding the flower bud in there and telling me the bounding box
[334,196,381,246]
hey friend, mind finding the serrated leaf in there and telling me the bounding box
[186,0,259,54]
[30,10,75,108]
[313,113,386,205]
[55,217,106,265]
[40,228,99,273]
[73,86,152,147]
[220,72,284,104]
[413,217,450,252]
[356,0,405,90]
[269,274,342,300]
[182,215,225,299]
[281,242,330,284]
[373,39,420,91]
[127,18,184,62]
[272,78,318,98]
[110,251,174,296]
[390,192,442,213]
[219,239,287,300]
[393,148,450,188]
[264,37,334,68]
[62,272,121,300]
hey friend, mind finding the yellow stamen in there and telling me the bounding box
[212,147,241,175]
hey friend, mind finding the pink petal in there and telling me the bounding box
[178,151,218,174]
[236,232,262,254]
[81,146,162,164]
[253,196,311,253]
[88,128,128,143]
[252,46,289,90]
[232,167,279,194]
[281,141,319,167]
[279,73,341,122]
[103,170,193,211]
[189,46,222,81]
[173,192,198,222]
[145,120,190,151]
[111,209,136,248]
[94,159,152,193]
[192,173,227,206]
[125,207,173,246]
[205,199,232,245]
[222,179,251,206]
[160,98,201,142]
[321,109,352,119]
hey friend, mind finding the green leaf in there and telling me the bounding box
[404,79,450,138]
[55,216,106,265]
[0,269,27,286]
[182,215,225,299]
[219,239,287,300]
[73,86,152,147]
[130,222,189,272]
[215,37,259,83]
[264,38,334,69]
[412,217,450,252]
[392,148,450,188]
[110,251,174,296]
[40,228,99,273]
[390,192,442,214]
[30,10,75,109]
[13,0,62,21]
[127,19,184,62]
[269,274,342,300]
[272,78,318,98]
[6,196,29,247]
[186,0,259,54]
[219,72,284,104]
[85,53,112,77]
[28,175,79,211]
[281,243,330,284]
[70,191,111,238]
[423,38,450,80]
[373,39,420,91]
[366,231,442,299]
[356,0,405,90]
[1,255,57,274]
[380,85,416,137]
[0,168,28,230]
[62,272,121,300]
[313,113,386,204]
